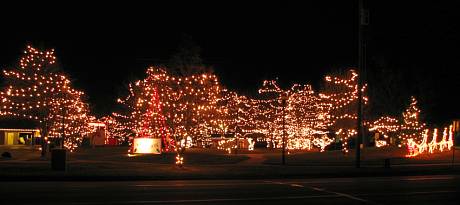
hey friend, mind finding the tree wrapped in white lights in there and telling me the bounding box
[0,46,90,152]
[319,69,367,153]
[399,96,425,145]
[221,81,334,151]
[116,68,173,151]
[257,80,284,148]
[114,67,221,149]
[286,84,322,150]
[216,89,244,135]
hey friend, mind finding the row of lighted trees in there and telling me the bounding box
[106,67,377,152]
[0,46,439,154]
[0,46,93,152]
[108,65,442,153]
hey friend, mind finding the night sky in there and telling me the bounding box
[1,1,459,123]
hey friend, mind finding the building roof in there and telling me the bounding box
[0,118,38,129]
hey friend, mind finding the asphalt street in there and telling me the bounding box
[1,175,459,204]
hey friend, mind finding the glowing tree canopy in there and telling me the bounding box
[114,67,221,149]
[256,80,284,148]
[220,80,333,151]
[285,84,326,150]
[0,46,90,151]
[216,89,242,135]
[287,84,323,137]
[318,69,367,152]
[134,85,170,150]
[399,96,425,144]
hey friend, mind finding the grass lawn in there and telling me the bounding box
[264,146,460,166]
[1,145,459,180]
[2,145,459,166]
[73,146,249,165]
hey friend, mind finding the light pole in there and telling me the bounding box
[61,106,66,149]
[356,0,368,168]
[235,106,239,155]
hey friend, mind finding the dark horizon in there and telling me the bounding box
[1,1,459,124]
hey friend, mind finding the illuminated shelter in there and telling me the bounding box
[0,128,40,145]
[0,119,40,145]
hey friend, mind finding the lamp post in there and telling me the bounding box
[356,0,368,168]
[235,107,239,155]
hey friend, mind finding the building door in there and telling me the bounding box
[6,133,15,145]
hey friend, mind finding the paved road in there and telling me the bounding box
[1,175,459,204]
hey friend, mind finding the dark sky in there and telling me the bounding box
[1,1,459,123]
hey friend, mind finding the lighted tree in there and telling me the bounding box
[257,80,284,148]
[114,67,221,149]
[287,85,319,137]
[286,84,330,150]
[216,89,240,134]
[318,69,367,152]
[221,81,333,151]
[228,93,259,136]
[0,46,90,153]
[136,87,170,149]
[115,67,173,150]
[399,96,425,145]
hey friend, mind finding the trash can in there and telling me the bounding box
[51,149,66,171]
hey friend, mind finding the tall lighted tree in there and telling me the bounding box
[319,69,367,152]
[232,94,259,134]
[257,80,284,148]
[287,84,319,137]
[0,46,90,153]
[115,67,173,150]
[136,87,170,149]
[216,89,240,134]
[286,84,331,150]
[114,67,221,149]
[399,96,425,145]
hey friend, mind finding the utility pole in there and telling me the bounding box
[235,105,239,155]
[453,125,457,168]
[356,0,368,168]
[61,106,66,149]
[281,95,287,165]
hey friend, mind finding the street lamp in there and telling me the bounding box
[356,0,368,168]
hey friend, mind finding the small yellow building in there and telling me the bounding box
[0,128,40,145]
